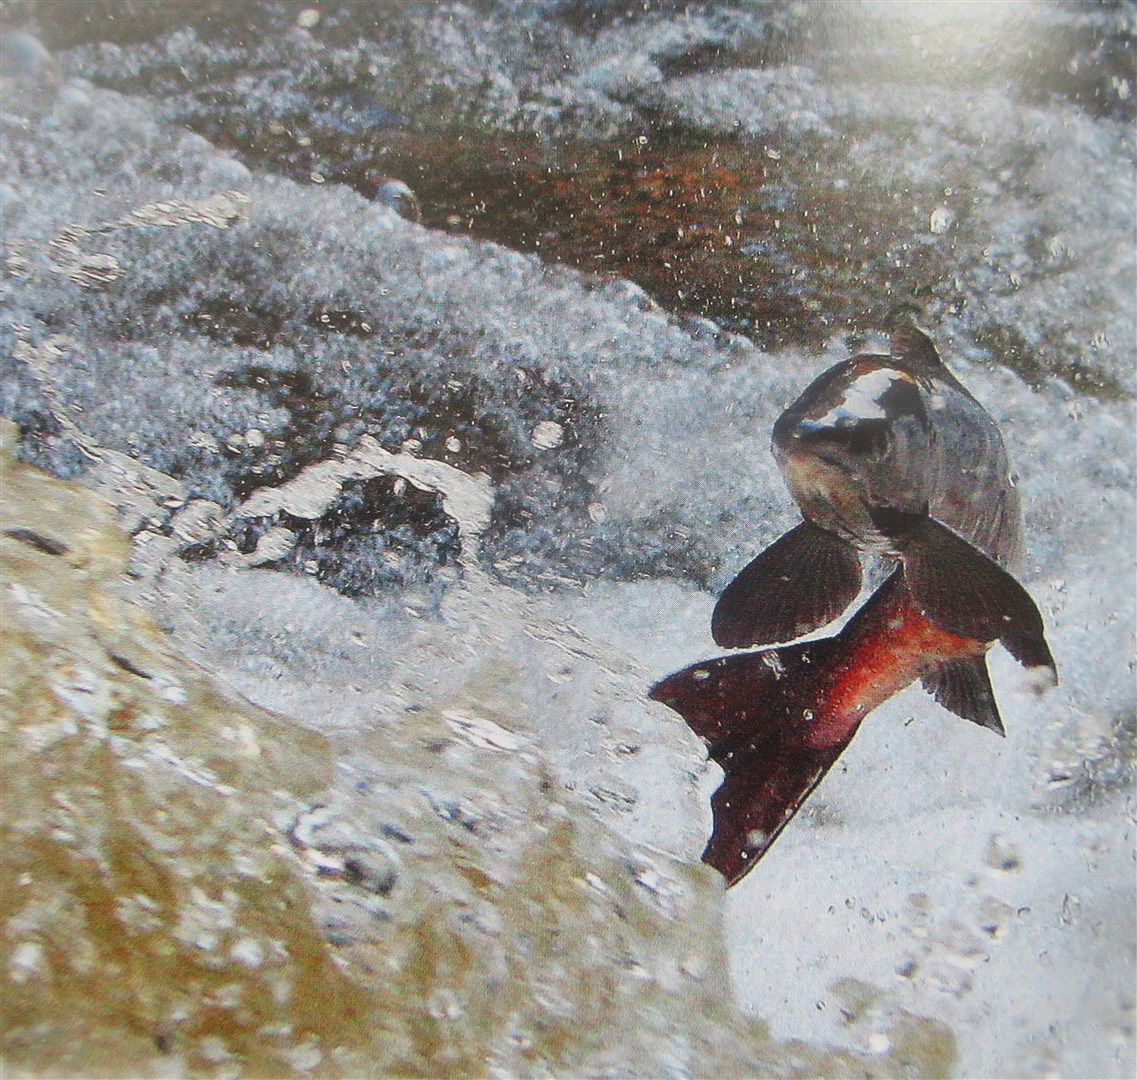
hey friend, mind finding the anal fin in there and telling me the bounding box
[712,520,861,648]
[922,657,1004,736]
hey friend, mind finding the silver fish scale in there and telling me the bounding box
[772,351,1022,571]
[922,375,1022,570]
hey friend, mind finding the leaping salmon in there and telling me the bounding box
[650,322,1056,886]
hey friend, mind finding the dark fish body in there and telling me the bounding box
[652,568,1038,885]
[771,332,1022,568]
[651,324,1055,886]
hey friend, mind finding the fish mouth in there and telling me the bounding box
[781,458,845,511]
[777,418,851,465]
[811,448,854,471]
[778,440,852,484]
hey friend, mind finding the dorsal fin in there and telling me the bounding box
[889,321,944,373]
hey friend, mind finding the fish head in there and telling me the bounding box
[772,358,932,544]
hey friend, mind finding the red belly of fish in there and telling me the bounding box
[805,592,988,750]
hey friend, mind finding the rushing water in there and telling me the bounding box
[3,3,1134,1077]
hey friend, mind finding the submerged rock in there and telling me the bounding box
[0,420,352,1075]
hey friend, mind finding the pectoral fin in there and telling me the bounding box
[711,520,861,648]
[895,516,1057,681]
[922,657,1004,735]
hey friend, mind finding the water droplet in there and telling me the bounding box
[868,1031,891,1055]
[530,420,564,450]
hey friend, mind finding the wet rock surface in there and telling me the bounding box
[1,3,1134,1077]
[1,428,962,1076]
[1,422,351,1075]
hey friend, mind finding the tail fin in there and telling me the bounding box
[650,640,859,886]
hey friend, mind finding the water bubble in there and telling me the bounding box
[929,205,953,234]
[375,179,422,222]
[0,31,57,85]
[868,1031,891,1055]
